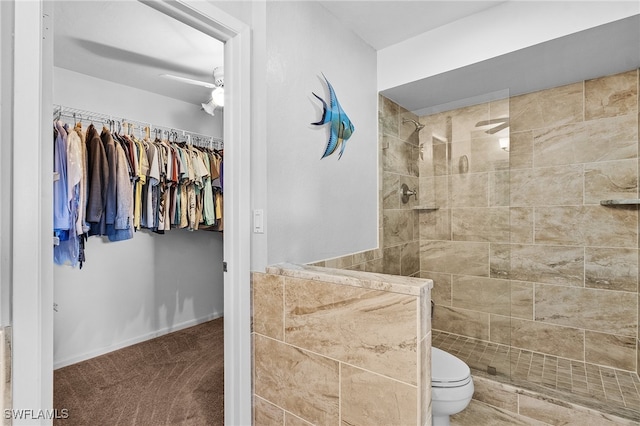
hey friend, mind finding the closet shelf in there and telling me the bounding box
[600,199,640,206]
[412,205,439,211]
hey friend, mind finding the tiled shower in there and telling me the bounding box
[319,68,640,422]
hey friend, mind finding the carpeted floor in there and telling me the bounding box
[54,317,224,426]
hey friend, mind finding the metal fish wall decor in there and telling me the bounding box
[311,74,355,160]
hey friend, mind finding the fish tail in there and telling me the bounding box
[311,92,331,125]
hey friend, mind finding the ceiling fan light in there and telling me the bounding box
[211,87,224,107]
[201,101,216,116]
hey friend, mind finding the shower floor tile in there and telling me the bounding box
[433,330,640,422]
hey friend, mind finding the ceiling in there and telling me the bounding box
[318,1,506,50]
[53,1,640,114]
[53,1,224,106]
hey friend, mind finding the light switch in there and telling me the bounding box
[253,209,264,233]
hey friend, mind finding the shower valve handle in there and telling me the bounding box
[401,183,417,203]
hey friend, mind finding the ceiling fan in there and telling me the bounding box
[160,66,224,116]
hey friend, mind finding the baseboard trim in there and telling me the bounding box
[54,312,223,370]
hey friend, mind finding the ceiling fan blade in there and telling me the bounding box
[160,74,216,89]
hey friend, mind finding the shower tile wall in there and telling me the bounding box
[380,96,421,277]
[421,69,640,375]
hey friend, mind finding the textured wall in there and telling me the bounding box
[421,69,639,374]
[252,265,432,425]
[265,1,378,266]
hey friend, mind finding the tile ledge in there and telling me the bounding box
[266,262,432,296]
[600,198,640,205]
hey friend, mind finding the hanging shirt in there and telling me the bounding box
[101,127,118,236]
[144,142,160,230]
[53,120,70,234]
[108,142,134,242]
[85,124,109,236]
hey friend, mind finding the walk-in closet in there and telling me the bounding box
[51,2,226,424]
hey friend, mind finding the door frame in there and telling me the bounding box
[10,1,252,425]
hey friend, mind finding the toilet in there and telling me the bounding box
[431,347,474,426]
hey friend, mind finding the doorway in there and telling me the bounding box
[9,1,252,425]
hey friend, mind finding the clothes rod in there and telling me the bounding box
[53,104,224,149]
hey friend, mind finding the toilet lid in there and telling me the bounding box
[431,347,471,385]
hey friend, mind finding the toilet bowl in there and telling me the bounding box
[431,347,474,426]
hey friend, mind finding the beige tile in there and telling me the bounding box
[535,284,638,337]
[417,139,434,178]
[420,334,432,426]
[382,172,401,210]
[487,314,512,345]
[510,82,583,133]
[341,364,418,426]
[254,396,284,426]
[380,95,399,136]
[518,393,636,426]
[352,249,378,265]
[419,208,451,241]
[452,275,511,315]
[451,207,510,242]
[490,317,585,360]
[510,208,534,244]
[432,305,489,340]
[637,337,640,377]
[421,240,489,277]
[432,139,449,177]
[509,131,534,170]
[253,273,285,340]
[511,281,534,320]
[383,245,401,276]
[490,170,510,207]
[450,102,490,141]
[467,135,510,174]
[533,114,637,166]
[490,243,584,287]
[399,110,421,144]
[471,376,518,413]
[585,247,638,292]
[325,255,354,270]
[364,258,384,274]
[383,209,415,248]
[419,175,448,208]
[253,334,339,425]
[420,287,431,340]
[450,172,489,207]
[585,70,639,120]
[451,399,547,426]
[584,159,638,204]
[510,165,583,207]
[384,136,417,176]
[421,271,452,306]
[585,330,637,371]
[401,241,421,277]
[285,413,313,426]
[535,205,638,248]
[284,277,418,384]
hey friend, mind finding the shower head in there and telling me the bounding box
[402,118,425,132]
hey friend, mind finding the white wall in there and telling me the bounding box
[0,0,13,328]
[265,1,378,265]
[52,67,224,368]
[378,1,640,91]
